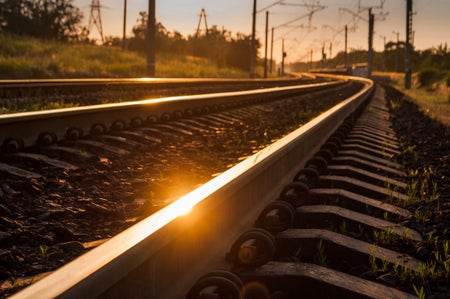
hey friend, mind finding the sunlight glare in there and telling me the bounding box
[159,171,231,220]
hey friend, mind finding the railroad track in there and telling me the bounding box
[0,76,432,298]
[0,76,320,113]
[0,77,341,152]
[0,77,318,98]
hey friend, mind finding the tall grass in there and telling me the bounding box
[0,34,248,79]
[374,71,450,126]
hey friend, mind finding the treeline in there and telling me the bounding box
[0,0,85,41]
[290,43,450,75]
[5,1,449,77]
[0,1,258,71]
[107,11,258,71]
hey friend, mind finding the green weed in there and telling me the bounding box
[39,244,49,259]
[413,284,426,299]
[369,245,378,272]
[315,239,327,267]
[339,221,348,235]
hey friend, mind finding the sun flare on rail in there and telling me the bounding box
[156,171,230,223]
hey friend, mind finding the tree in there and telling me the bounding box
[128,11,188,54]
[227,33,254,70]
[188,27,257,70]
[0,0,84,41]
[127,11,257,71]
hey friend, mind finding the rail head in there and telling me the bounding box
[0,77,305,87]
[10,75,373,299]
[0,77,313,99]
[0,79,345,152]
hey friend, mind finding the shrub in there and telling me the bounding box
[418,67,446,88]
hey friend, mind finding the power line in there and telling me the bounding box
[257,0,325,14]
[257,0,284,13]
[277,24,317,40]
[357,0,386,14]
[272,3,325,44]
[338,2,388,77]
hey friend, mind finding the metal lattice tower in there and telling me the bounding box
[88,0,104,42]
[195,8,209,37]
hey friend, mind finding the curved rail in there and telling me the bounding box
[10,75,373,299]
[0,77,307,88]
[0,79,345,152]
[0,77,318,99]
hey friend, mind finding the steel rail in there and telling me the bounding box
[0,77,316,97]
[0,79,346,152]
[0,77,307,87]
[10,75,373,299]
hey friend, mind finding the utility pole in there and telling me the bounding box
[264,11,269,78]
[368,8,374,77]
[146,0,155,77]
[379,35,386,71]
[261,1,325,76]
[382,35,386,49]
[340,5,387,76]
[270,27,274,73]
[344,25,348,69]
[329,42,332,60]
[321,43,325,68]
[405,0,413,89]
[322,24,349,69]
[250,0,257,78]
[310,49,313,70]
[393,31,400,72]
[122,0,127,51]
[281,39,285,76]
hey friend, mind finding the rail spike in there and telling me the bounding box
[1,137,24,153]
[90,123,107,135]
[37,132,57,146]
[66,127,84,140]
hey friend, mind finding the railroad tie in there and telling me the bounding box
[189,86,421,299]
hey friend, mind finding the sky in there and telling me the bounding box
[75,0,450,64]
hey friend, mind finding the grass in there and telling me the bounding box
[368,164,449,295]
[315,239,327,267]
[0,34,249,79]
[374,71,450,126]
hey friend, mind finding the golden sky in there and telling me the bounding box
[76,0,450,63]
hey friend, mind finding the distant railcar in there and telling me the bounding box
[309,63,368,77]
